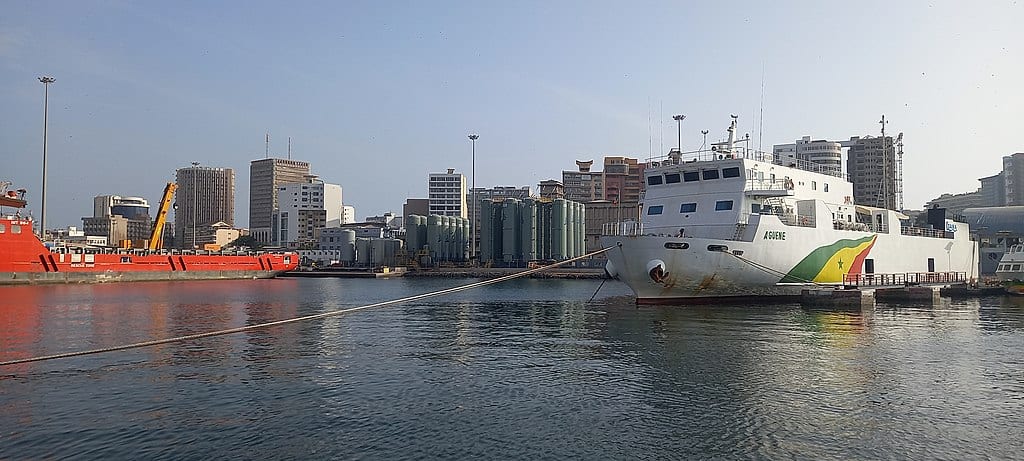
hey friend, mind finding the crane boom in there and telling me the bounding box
[148,182,177,250]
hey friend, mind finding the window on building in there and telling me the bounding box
[702,169,720,180]
[647,175,663,186]
[812,181,817,191]
[722,167,740,178]
[647,205,664,215]
[680,203,697,213]
[715,200,733,211]
[683,171,700,182]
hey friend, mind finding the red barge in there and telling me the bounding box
[0,185,297,285]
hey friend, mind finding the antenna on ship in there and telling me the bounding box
[288,136,292,160]
[758,62,766,153]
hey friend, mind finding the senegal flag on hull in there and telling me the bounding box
[780,235,877,283]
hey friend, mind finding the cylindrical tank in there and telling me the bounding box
[566,200,576,258]
[371,238,386,267]
[416,215,427,254]
[552,199,567,259]
[356,238,371,266]
[537,201,549,260]
[405,215,420,254]
[426,215,442,261]
[340,229,356,264]
[480,201,493,264]
[521,199,537,262]
[502,199,520,264]
[576,202,586,255]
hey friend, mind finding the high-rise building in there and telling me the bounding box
[538,180,565,200]
[175,165,235,249]
[602,156,644,204]
[249,158,311,244]
[844,136,897,209]
[83,195,152,245]
[772,136,844,177]
[273,175,343,248]
[428,169,467,217]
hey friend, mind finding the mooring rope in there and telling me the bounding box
[0,247,614,367]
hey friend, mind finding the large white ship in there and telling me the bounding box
[600,117,979,304]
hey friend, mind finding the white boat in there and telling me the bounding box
[600,116,980,304]
[995,244,1024,295]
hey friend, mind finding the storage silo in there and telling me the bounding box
[340,229,357,265]
[405,215,420,255]
[536,200,549,260]
[356,238,371,266]
[480,201,493,264]
[461,216,470,262]
[576,202,586,256]
[552,199,567,260]
[566,199,576,258]
[521,199,537,262]
[502,199,520,264]
[371,238,386,267]
[426,215,442,261]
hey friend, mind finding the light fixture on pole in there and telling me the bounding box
[701,130,709,152]
[191,161,199,249]
[38,75,55,238]
[468,134,479,262]
[672,114,685,153]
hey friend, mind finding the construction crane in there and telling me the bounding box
[148,182,177,250]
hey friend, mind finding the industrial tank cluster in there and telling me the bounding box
[406,215,471,265]
[321,229,404,268]
[480,198,585,266]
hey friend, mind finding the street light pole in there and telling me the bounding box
[468,134,479,263]
[191,161,199,249]
[38,76,55,239]
[672,114,685,153]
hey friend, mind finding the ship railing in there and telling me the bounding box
[833,220,888,233]
[843,271,967,287]
[602,220,644,236]
[756,209,815,228]
[900,225,953,239]
[645,147,844,178]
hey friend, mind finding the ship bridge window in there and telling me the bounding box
[715,200,734,211]
[647,205,664,215]
[10,224,20,234]
[680,203,697,213]
[647,175,663,186]
[665,173,680,183]
[702,169,720,180]
[722,167,740,178]
[683,171,700,182]
[0,223,4,233]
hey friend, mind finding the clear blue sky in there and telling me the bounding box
[2,1,1022,228]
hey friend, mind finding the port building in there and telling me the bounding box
[249,158,311,244]
[174,165,235,249]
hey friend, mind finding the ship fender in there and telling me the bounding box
[646,259,668,283]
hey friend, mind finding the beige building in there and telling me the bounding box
[175,165,235,249]
[249,158,311,244]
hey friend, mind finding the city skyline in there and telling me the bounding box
[2,1,1022,228]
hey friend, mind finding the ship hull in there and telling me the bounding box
[0,269,287,285]
[601,220,979,304]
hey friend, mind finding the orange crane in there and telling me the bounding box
[148,182,177,250]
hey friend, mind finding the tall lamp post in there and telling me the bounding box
[38,76,55,238]
[191,161,199,249]
[672,114,685,153]
[468,134,479,262]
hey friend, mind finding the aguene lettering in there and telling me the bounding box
[763,231,786,240]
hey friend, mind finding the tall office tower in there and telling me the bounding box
[428,168,467,218]
[772,136,844,177]
[175,165,235,248]
[249,158,311,244]
[845,135,897,209]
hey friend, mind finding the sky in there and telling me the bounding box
[2,0,1022,228]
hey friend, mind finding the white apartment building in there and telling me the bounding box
[773,136,844,177]
[273,175,343,247]
[428,168,467,218]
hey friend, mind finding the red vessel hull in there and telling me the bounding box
[0,217,298,285]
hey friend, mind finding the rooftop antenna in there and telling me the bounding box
[288,137,292,160]
[265,132,270,159]
[758,63,765,153]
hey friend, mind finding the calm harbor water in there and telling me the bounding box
[1,277,1023,460]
